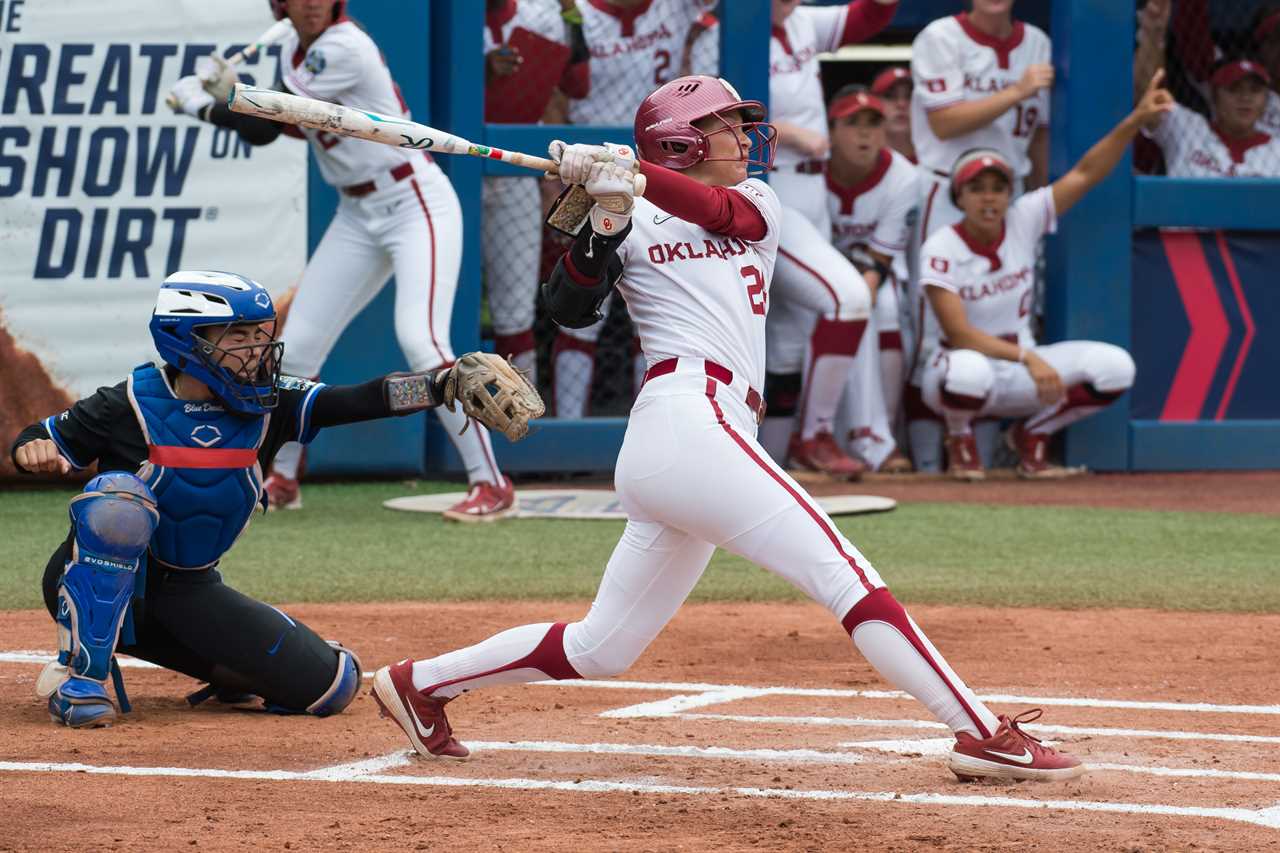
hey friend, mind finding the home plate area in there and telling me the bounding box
[4,650,1280,843]
[384,488,897,519]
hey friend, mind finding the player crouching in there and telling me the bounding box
[11,271,541,727]
[919,73,1173,480]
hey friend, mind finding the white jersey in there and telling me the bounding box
[910,14,1051,178]
[281,21,421,188]
[1146,103,1280,178]
[826,148,920,263]
[915,186,1056,380]
[770,4,853,168]
[1263,89,1280,136]
[482,0,566,52]
[569,0,716,125]
[617,179,782,390]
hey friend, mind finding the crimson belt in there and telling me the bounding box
[642,357,765,424]
[342,161,415,197]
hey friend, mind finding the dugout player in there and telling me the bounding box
[761,0,898,480]
[168,0,516,521]
[483,0,589,384]
[917,75,1171,479]
[550,0,719,418]
[371,75,1086,784]
[1134,1,1280,177]
[10,271,534,728]
[823,86,917,473]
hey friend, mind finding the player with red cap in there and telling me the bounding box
[823,86,918,472]
[917,73,1172,480]
[1135,1,1280,176]
[871,66,916,162]
[372,75,1087,785]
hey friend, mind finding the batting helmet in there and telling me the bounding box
[949,148,1014,204]
[633,75,776,172]
[149,271,284,416]
[269,0,346,22]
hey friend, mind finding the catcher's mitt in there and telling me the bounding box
[441,352,545,442]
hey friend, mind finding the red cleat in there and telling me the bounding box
[878,448,914,474]
[442,476,516,523]
[789,432,867,480]
[949,709,1086,782]
[945,434,985,481]
[263,473,302,510]
[371,659,470,761]
[1008,424,1082,479]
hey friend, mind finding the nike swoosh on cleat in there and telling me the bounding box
[984,747,1034,765]
[406,701,435,741]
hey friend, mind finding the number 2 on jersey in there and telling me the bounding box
[741,266,767,316]
[654,49,671,84]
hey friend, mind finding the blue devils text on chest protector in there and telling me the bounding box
[127,364,267,569]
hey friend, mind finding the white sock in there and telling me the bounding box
[553,349,593,418]
[272,441,303,480]
[435,406,502,486]
[412,622,559,699]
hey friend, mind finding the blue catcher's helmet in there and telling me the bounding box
[149,271,284,415]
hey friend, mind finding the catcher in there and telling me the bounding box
[8,270,542,728]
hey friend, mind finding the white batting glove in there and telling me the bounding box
[548,141,638,186]
[197,54,239,102]
[169,75,215,118]
[586,162,635,236]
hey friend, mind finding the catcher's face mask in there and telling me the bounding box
[194,320,284,412]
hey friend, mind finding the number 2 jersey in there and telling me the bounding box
[910,13,1051,180]
[569,0,716,125]
[616,179,782,392]
[912,186,1056,384]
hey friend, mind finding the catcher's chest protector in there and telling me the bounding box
[126,364,267,569]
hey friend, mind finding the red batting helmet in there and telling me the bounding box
[269,0,347,22]
[633,75,777,173]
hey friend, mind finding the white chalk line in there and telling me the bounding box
[1,759,1276,829]
[3,651,1274,717]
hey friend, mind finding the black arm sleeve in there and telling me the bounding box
[204,99,286,146]
[541,221,629,329]
[307,371,449,429]
[10,385,124,473]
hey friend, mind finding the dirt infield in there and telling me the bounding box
[3,601,1278,851]
[801,470,1280,516]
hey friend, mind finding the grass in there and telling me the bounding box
[2,481,1277,613]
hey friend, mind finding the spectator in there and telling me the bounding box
[917,73,1172,481]
[823,85,917,472]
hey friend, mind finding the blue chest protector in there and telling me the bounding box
[127,364,267,570]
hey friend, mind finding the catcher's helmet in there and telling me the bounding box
[633,75,776,172]
[149,271,283,416]
[269,0,346,22]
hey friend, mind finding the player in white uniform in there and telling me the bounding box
[917,74,1171,480]
[169,0,516,521]
[551,0,717,417]
[762,0,898,479]
[371,75,1085,785]
[482,0,589,383]
[907,0,1052,473]
[1132,5,1280,178]
[823,87,916,472]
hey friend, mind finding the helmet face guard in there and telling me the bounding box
[693,109,778,176]
[191,321,284,414]
[150,271,283,416]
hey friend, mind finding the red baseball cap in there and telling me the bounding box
[870,66,911,96]
[951,149,1014,194]
[828,91,887,121]
[1210,59,1272,88]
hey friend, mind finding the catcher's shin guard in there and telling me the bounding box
[40,474,158,727]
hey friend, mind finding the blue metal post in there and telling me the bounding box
[1046,0,1134,470]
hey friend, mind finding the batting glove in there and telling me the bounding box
[548,141,638,186]
[198,54,239,102]
[170,75,215,118]
[586,162,636,235]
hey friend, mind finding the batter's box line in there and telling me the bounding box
[1,759,1277,829]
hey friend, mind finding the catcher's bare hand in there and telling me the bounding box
[15,439,72,475]
[440,352,545,442]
